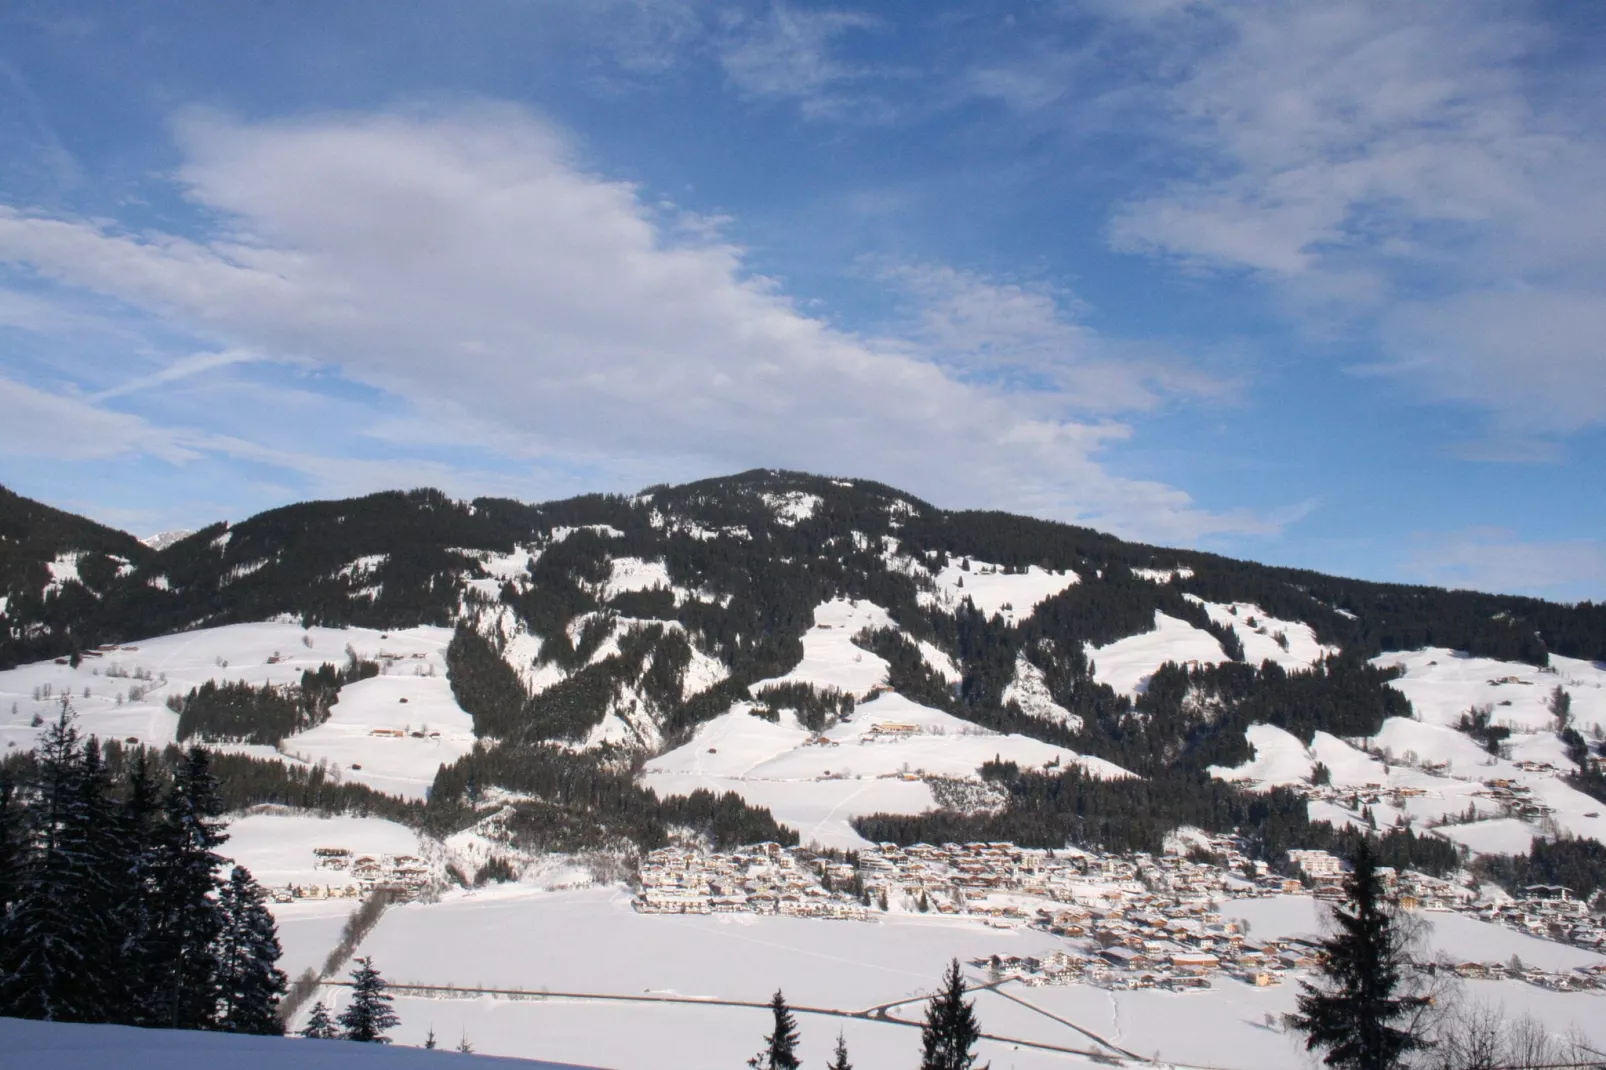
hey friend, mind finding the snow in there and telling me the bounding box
[547,525,623,543]
[1373,648,1606,737]
[1086,610,1229,695]
[1130,566,1194,583]
[643,691,1126,848]
[759,490,822,525]
[0,623,470,796]
[140,529,194,550]
[289,884,1606,1070]
[227,812,429,890]
[0,1018,594,1070]
[346,885,1082,1068]
[1210,723,1317,785]
[603,557,721,609]
[1185,596,1335,669]
[43,553,84,597]
[916,640,962,685]
[282,674,477,800]
[749,598,894,700]
[223,557,274,584]
[1223,894,1606,973]
[339,555,388,581]
[1436,818,1537,857]
[918,560,1078,625]
[1000,652,1080,730]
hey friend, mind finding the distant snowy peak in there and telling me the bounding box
[139,529,194,551]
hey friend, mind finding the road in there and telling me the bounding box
[317,976,1139,1063]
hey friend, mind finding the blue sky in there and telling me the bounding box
[1,1,1603,599]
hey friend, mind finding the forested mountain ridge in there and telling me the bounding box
[3,471,1602,733]
[6,469,1606,878]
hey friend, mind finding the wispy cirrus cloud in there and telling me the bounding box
[717,4,889,119]
[1092,0,1606,437]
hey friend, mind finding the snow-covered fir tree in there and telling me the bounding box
[338,956,400,1043]
[214,865,288,1034]
[300,1000,337,1039]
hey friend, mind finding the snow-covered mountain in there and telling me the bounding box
[10,469,1606,1069]
[3,468,1606,864]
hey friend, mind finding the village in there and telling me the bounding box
[633,836,1606,995]
[267,846,435,903]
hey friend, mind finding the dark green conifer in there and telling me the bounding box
[1289,841,1430,1069]
[919,959,983,1070]
[748,989,800,1070]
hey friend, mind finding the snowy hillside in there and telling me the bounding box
[0,622,472,799]
[1205,648,1606,859]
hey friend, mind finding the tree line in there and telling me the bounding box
[0,705,286,1033]
[854,762,1461,876]
[173,654,380,745]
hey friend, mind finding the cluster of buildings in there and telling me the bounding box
[635,843,869,919]
[269,847,434,903]
[1470,778,1557,821]
[632,835,1606,996]
[1472,886,1606,951]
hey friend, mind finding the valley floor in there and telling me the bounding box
[288,883,1606,1070]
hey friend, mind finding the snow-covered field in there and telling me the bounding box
[750,598,897,699]
[918,560,1078,626]
[1186,597,1337,669]
[1087,611,1230,695]
[0,622,461,742]
[283,675,475,799]
[644,691,1126,848]
[274,885,1606,1070]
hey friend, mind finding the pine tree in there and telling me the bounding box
[0,705,111,1022]
[424,1026,437,1049]
[150,746,230,1029]
[920,959,983,1070]
[748,989,800,1070]
[215,865,288,1034]
[457,1033,475,1053]
[1289,841,1430,1069]
[113,749,163,1026]
[0,776,22,927]
[67,738,121,1016]
[300,999,337,1039]
[338,956,400,1043]
[826,1030,853,1070]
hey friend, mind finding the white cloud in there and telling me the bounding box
[874,261,1226,411]
[1095,0,1606,434]
[1405,528,1606,601]
[0,105,1266,543]
[0,377,196,463]
[718,4,885,118]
